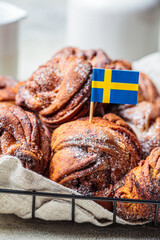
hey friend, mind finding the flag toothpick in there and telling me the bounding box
[89,102,94,123]
[89,68,139,124]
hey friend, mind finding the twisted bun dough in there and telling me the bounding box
[112,100,160,158]
[53,47,111,68]
[55,49,158,117]
[54,47,132,70]
[110,72,160,158]
[104,64,159,120]
[0,104,50,174]
[49,114,142,196]
[115,147,160,222]
[110,72,159,116]
[0,75,19,102]
[16,55,92,129]
[16,46,159,132]
[138,73,159,103]
[139,117,160,158]
[113,100,160,131]
[15,47,133,127]
[104,59,132,70]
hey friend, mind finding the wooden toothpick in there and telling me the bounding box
[89,102,94,123]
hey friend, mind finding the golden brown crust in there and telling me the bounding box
[112,101,160,131]
[53,47,132,70]
[103,70,159,125]
[0,104,50,174]
[104,59,132,70]
[0,76,25,103]
[16,46,159,136]
[138,117,160,158]
[53,47,111,68]
[16,47,152,130]
[0,75,18,102]
[108,71,159,120]
[93,185,113,211]
[115,147,160,222]
[84,49,111,68]
[52,47,132,120]
[103,113,136,135]
[138,73,159,103]
[16,55,92,129]
[111,100,160,158]
[49,114,142,196]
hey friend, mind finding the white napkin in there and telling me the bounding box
[133,52,160,91]
[0,155,130,226]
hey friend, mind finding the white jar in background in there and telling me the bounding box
[66,0,160,61]
[0,2,27,78]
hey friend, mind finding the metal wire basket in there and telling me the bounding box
[0,188,159,227]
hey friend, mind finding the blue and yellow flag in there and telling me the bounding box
[91,69,139,105]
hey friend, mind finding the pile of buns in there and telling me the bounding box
[0,47,159,222]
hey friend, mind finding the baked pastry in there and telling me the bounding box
[115,147,160,222]
[65,48,158,115]
[53,47,132,70]
[0,75,25,103]
[16,55,92,129]
[0,104,50,174]
[138,117,160,158]
[112,101,160,158]
[0,75,18,102]
[101,65,159,117]
[110,72,160,157]
[52,47,111,68]
[49,114,142,196]
[110,72,159,115]
[103,59,132,70]
[113,100,160,131]
[15,47,135,128]
[138,73,159,103]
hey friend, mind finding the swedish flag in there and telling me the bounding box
[91,69,139,105]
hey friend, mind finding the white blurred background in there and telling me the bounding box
[1,0,160,80]
[3,0,67,80]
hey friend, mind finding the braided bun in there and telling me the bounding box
[0,104,50,174]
